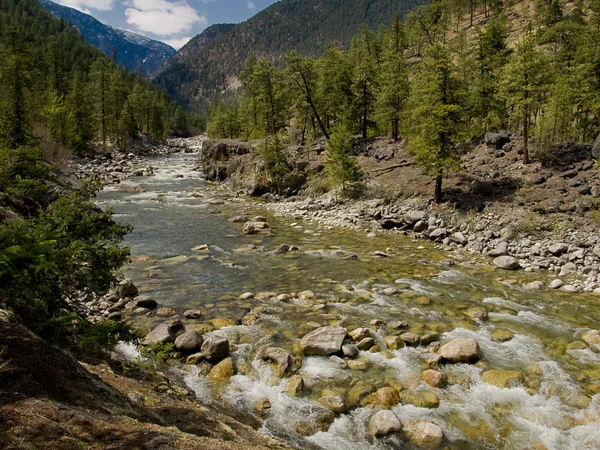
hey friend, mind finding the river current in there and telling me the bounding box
[97,151,600,450]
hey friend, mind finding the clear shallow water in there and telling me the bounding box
[97,152,600,450]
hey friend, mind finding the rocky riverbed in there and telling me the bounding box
[86,146,600,450]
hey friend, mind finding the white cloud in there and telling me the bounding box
[53,0,115,11]
[162,36,192,50]
[246,1,255,9]
[124,0,207,37]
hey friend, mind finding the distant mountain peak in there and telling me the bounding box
[40,0,175,76]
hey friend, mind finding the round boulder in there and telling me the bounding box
[300,325,347,356]
[369,410,402,437]
[439,338,480,363]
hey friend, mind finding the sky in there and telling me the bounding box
[52,0,280,49]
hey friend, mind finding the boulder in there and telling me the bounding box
[208,357,235,381]
[466,306,488,320]
[582,330,600,347]
[548,279,564,289]
[492,328,514,342]
[380,219,404,230]
[254,397,271,413]
[368,410,402,437]
[451,232,467,245]
[229,215,248,223]
[200,334,230,362]
[115,181,145,193]
[487,242,508,257]
[243,221,270,235]
[403,419,444,450]
[260,347,293,375]
[549,243,569,256]
[318,395,346,414]
[114,278,138,297]
[429,228,447,240]
[299,325,347,356]
[439,338,480,363]
[422,370,447,388]
[592,133,600,159]
[133,295,157,309]
[399,391,440,408]
[349,327,370,341]
[494,256,521,270]
[404,210,427,227]
[384,336,405,350]
[183,309,203,319]
[401,332,421,346]
[374,387,400,408]
[286,375,304,397]
[342,344,359,358]
[485,131,511,149]
[174,330,204,354]
[356,337,375,350]
[142,323,174,345]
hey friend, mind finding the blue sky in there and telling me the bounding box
[52,0,280,49]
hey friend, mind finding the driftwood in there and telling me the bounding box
[372,162,412,176]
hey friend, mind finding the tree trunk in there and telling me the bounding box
[523,102,530,164]
[434,174,443,204]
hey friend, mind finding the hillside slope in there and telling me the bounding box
[40,0,175,75]
[153,0,429,110]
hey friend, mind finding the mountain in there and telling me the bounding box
[39,0,175,76]
[153,0,429,111]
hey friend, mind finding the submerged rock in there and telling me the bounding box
[482,369,524,388]
[260,347,293,375]
[299,325,347,356]
[318,395,346,413]
[183,309,203,319]
[399,391,440,408]
[374,387,400,409]
[492,328,514,342]
[286,375,304,397]
[439,338,480,363]
[369,410,402,437]
[422,369,447,388]
[133,295,157,309]
[208,357,235,381]
[243,221,270,235]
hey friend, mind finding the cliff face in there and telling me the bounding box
[0,318,292,450]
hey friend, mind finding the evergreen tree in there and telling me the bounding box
[407,43,463,203]
[325,125,364,192]
[350,26,379,138]
[500,27,550,164]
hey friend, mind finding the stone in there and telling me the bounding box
[466,307,488,320]
[399,391,440,408]
[549,279,564,289]
[549,243,569,256]
[349,327,370,341]
[525,281,544,290]
[174,330,204,354]
[401,332,421,346]
[384,336,405,350]
[243,221,270,235]
[452,232,467,245]
[560,262,577,276]
[421,333,439,345]
[347,359,370,370]
[208,357,235,381]
[134,295,157,309]
[239,292,255,300]
[229,215,248,223]
[374,387,401,409]
[260,347,293,375]
[114,278,138,297]
[254,397,271,413]
[582,330,600,347]
[485,130,510,149]
[183,309,202,319]
[168,319,184,333]
[286,375,304,397]
[298,290,315,300]
[593,133,600,159]
[201,334,230,362]
[318,395,346,414]
[156,307,177,317]
[115,181,144,193]
[380,219,404,230]
[482,370,525,388]
[368,410,402,437]
[404,210,426,227]
[413,221,428,233]
[439,338,480,363]
[487,242,508,257]
[429,228,447,240]
[299,325,347,356]
[142,323,174,345]
[494,256,521,270]
[356,337,375,350]
[403,419,444,450]
[422,370,447,388]
[342,344,359,358]
[492,329,514,342]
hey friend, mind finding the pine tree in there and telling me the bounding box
[500,27,550,164]
[325,125,363,193]
[317,43,354,130]
[350,26,379,138]
[407,43,463,204]
[66,72,93,155]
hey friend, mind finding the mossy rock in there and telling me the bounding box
[481,369,524,388]
[566,341,587,350]
[399,390,440,408]
[208,357,235,381]
[492,328,514,342]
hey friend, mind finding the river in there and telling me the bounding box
[97,150,600,450]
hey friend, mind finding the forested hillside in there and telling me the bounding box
[0,0,190,349]
[40,0,176,76]
[207,0,600,202]
[153,0,429,110]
